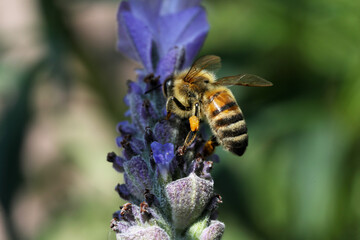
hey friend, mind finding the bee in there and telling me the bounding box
[163,55,272,156]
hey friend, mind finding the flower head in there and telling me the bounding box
[108,0,224,239]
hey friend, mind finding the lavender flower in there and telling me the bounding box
[108,0,225,239]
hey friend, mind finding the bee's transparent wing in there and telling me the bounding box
[215,74,273,87]
[184,55,221,83]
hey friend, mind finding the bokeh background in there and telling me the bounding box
[1,0,359,239]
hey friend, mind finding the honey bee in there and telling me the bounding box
[163,55,272,156]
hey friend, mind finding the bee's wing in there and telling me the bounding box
[184,55,221,82]
[215,74,273,87]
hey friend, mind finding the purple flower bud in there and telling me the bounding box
[153,120,177,144]
[144,127,155,146]
[207,194,223,220]
[116,226,170,240]
[107,152,125,172]
[165,173,214,230]
[107,152,117,163]
[113,156,126,172]
[115,184,131,200]
[120,203,135,222]
[123,156,152,199]
[199,220,225,240]
[116,121,136,135]
[190,156,203,175]
[117,135,145,160]
[140,99,157,126]
[143,189,155,206]
[143,73,160,92]
[112,210,122,220]
[120,137,138,159]
[124,173,142,199]
[201,161,213,180]
[110,217,131,233]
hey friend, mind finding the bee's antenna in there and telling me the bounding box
[145,84,162,94]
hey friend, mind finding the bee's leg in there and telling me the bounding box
[178,130,197,156]
[203,135,219,157]
[165,97,173,120]
[183,130,198,148]
[165,96,190,120]
[182,102,201,151]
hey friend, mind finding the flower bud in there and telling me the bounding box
[165,173,214,230]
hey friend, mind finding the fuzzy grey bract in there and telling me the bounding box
[107,0,225,239]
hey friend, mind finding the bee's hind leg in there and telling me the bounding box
[203,135,219,157]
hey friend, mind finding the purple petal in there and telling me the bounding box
[177,7,208,44]
[160,0,202,15]
[117,4,154,72]
[124,95,130,106]
[151,141,175,179]
[128,0,162,29]
[116,2,139,62]
[156,47,184,82]
[183,32,208,67]
[151,142,175,165]
[157,7,203,57]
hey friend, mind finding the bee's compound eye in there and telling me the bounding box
[163,77,173,97]
[204,80,209,83]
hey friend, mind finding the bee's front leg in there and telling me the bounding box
[165,97,173,120]
[165,96,190,120]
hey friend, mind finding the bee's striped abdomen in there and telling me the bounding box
[205,89,248,156]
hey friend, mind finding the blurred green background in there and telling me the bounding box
[1,0,359,239]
